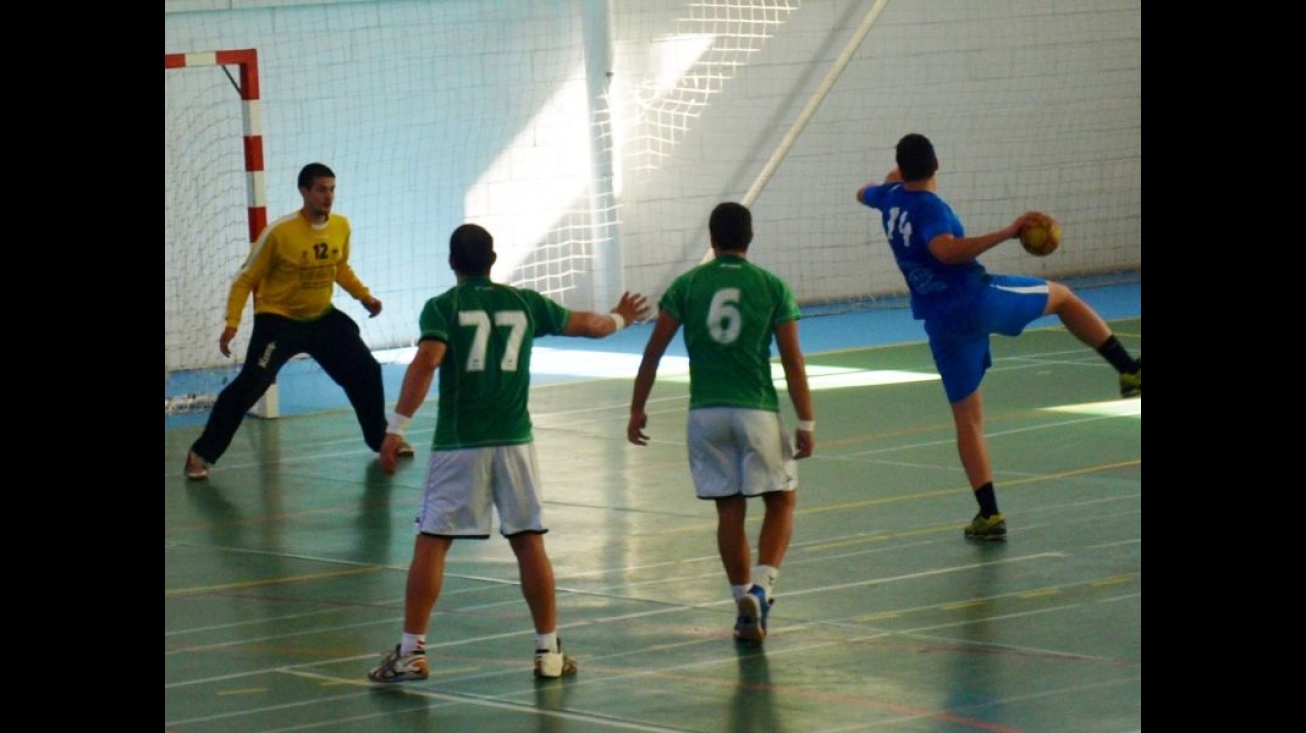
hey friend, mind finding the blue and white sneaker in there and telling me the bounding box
[733,585,772,643]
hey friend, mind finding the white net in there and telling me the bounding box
[165,0,1141,413]
[165,60,255,413]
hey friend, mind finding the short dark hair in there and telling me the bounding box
[449,223,495,276]
[709,202,753,252]
[895,134,938,182]
[298,162,335,190]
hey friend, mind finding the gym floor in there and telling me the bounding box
[165,278,1141,733]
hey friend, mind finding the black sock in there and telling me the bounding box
[1096,335,1139,374]
[974,482,999,517]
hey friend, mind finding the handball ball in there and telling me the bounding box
[1019,212,1061,256]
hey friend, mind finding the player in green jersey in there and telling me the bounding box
[367,223,648,682]
[627,202,815,644]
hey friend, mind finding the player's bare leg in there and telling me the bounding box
[756,491,795,569]
[510,533,577,677]
[950,391,991,491]
[1046,281,1140,397]
[509,533,557,634]
[1046,282,1110,348]
[714,496,750,585]
[405,534,453,633]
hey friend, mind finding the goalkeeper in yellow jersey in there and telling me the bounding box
[184,163,412,480]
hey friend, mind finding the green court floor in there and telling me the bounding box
[165,316,1141,733]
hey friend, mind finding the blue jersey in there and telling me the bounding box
[859,183,987,321]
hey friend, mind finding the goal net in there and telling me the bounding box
[165,49,272,416]
[165,0,1140,414]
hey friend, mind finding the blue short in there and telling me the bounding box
[924,274,1049,404]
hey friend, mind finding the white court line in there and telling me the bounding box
[170,673,686,733]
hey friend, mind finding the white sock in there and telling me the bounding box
[752,564,779,602]
[535,631,558,654]
[400,633,425,656]
[731,583,752,601]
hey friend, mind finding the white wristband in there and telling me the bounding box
[386,413,412,436]
[609,313,627,331]
[797,419,815,432]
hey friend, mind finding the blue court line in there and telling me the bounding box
[165,272,1139,428]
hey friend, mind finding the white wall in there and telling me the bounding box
[166,0,1140,365]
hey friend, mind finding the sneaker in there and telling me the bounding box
[396,441,415,457]
[733,585,770,643]
[759,590,774,634]
[964,512,1007,541]
[368,645,428,682]
[184,450,209,481]
[534,641,578,679]
[1119,357,1141,399]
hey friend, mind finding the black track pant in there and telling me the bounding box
[190,309,386,464]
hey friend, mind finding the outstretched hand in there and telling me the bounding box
[613,291,652,325]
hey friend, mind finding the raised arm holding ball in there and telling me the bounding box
[856,133,1140,541]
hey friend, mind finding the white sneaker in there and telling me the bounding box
[368,645,428,683]
[396,441,415,457]
[184,450,209,480]
[534,642,578,678]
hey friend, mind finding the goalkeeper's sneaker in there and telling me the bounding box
[184,450,209,481]
[368,645,428,683]
[1119,358,1141,399]
[396,441,416,457]
[964,513,1007,541]
[534,641,578,679]
[733,585,771,643]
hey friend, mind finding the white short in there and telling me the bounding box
[414,443,545,538]
[686,407,796,499]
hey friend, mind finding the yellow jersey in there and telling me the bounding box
[225,210,372,328]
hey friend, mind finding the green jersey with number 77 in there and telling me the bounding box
[418,276,572,449]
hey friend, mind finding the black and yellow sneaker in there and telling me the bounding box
[1119,358,1141,399]
[964,512,1007,541]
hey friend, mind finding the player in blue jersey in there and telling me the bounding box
[857,133,1140,541]
[628,202,814,643]
[367,223,649,682]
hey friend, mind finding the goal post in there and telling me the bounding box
[165,48,278,418]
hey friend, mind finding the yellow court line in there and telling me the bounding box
[165,565,385,598]
[639,458,1140,543]
[798,459,1142,519]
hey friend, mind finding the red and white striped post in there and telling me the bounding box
[165,49,277,418]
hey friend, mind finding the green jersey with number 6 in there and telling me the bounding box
[419,276,572,449]
[659,253,801,412]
